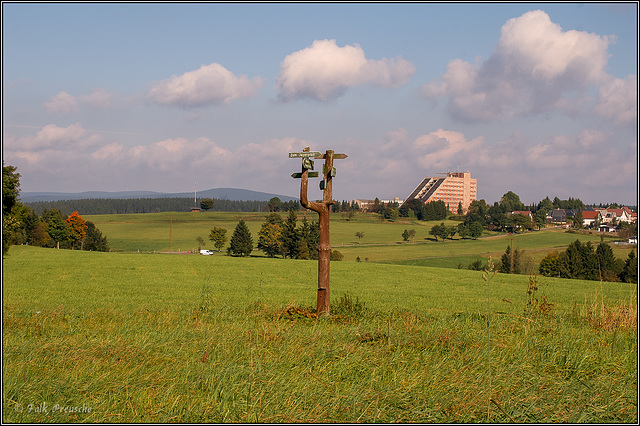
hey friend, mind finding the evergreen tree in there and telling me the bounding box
[281,209,299,259]
[595,242,617,279]
[422,200,448,221]
[580,241,599,280]
[228,220,253,257]
[405,199,424,219]
[297,217,319,259]
[558,240,585,279]
[500,245,522,274]
[83,221,110,252]
[298,239,310,260]
[620,251,637,283]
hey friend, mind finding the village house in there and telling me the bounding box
[510,210,533,219]
[581,210,601,227]
[595,206,636,224]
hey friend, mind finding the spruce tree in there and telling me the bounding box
[83,221,109,252]
[596,242,616,278]
[228,220,253,257]
[621,251,637,283]
[282,209,299,259]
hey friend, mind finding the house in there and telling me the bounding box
[608,208,631,223]
[596,207,637,224]
[549,209,568,223]
[581,210,601,228]
[510,211,533,219]
[599,224,613,233]
[508,211,534,230]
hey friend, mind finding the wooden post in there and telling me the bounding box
[290,147,347,316]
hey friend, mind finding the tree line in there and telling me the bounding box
[204,210,344,261]
[497,240,637,283]
[3,163,109,254]
[25,197,275,216]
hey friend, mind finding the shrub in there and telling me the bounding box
[330,250,344,261]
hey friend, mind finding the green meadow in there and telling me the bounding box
[2,211,637,423]
[85,211,622,267]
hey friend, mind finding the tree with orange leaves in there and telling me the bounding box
[66,211,87,250]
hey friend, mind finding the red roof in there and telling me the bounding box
[582,211,600,220]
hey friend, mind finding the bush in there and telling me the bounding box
[468,259,485,271]
[330,250,344,261]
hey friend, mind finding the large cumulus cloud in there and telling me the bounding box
[276,39,415,102]
[422,10,636,124]
[147,63,264,108]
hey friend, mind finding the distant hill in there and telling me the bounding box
[21,188,297,203]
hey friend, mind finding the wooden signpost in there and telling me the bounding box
[290,147,347,316]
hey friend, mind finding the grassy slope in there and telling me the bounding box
[86,211,632,269]
[3,245,637,422]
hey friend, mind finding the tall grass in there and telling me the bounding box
[3,246,637,423]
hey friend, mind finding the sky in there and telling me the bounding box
[2,2,638,206]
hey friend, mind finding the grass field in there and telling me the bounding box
[85,211,629,266]
[2,236,637,423]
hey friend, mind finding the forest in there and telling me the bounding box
[25,197,271,216]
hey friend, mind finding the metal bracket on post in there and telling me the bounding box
[289,147,347,316]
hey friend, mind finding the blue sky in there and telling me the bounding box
[3,2,637,205]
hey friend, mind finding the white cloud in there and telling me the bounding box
[4,123,317,193]
[147,63,264,107]
[422,10,616,122]
[79,87,113,109]
[43,91,78,115]
[4,123,94,151]
[332,124,634,204]
[411,129,484,171]
[496,10,610,84]
[276,39,415,102]
[593,75,637,126]
[4,121,636,204]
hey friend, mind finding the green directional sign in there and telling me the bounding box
[289,151,322,158]
[291,172,319,179]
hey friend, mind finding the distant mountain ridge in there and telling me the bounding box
[21,188,298,203]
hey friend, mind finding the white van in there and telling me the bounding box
[200,249,213,255]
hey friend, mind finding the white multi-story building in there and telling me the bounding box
[403,172,477,213]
